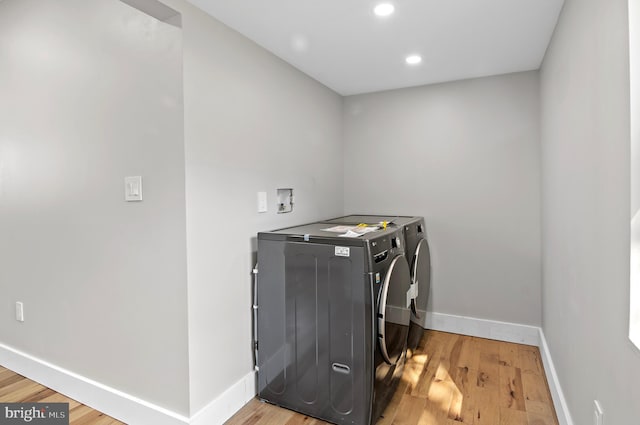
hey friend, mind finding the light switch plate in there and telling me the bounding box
[125,176,143,201]
[257,191,268,213]
[15,302,24,322]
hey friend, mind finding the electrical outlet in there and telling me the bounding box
[594,400,604,425]
[15,302,24,322]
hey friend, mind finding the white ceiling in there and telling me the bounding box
[185,0,565,96]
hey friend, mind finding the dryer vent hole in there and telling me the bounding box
[276,188,294,214]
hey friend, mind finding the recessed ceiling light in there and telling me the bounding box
[374,3,395,17]
[405,55,422,65]
[291,34,309,52]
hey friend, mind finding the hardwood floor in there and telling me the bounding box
[226,330,559,425]
[0,366,124,425]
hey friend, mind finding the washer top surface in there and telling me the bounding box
[258,221,402,245]
[323,215,403,225]
[323,214,424,227]
[325,214,408,225]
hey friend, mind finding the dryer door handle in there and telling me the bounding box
[377,254,410,365]
[377,254,411,366]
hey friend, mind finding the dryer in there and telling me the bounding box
[255,222,411,424]
[395,216,431,351]
[323,215,431,351]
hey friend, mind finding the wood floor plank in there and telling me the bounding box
[456,337,480,371]
[427,362,456,414]
[285,416,326,425]
[476,349,501,391]
[518,346,543,376]
[448,366,476,423]
[410,346,443,398]
[498,342,519,368]
[498,365,526,411]
[473,387,500,425]
[72,409,108,425]
[404,351,430,394]
[392,395,426,425]
[0,380,45,402]
[527,411,558,425]
[69,405,100,422]
[226,399,302,425]
[521,372,553,404]
[89,416,126,425]
[440,335,462,371]
[0,368,22,387]
[19,387,57,402]
[422,399,455,425]
[499,407,529,425]
[525,399,555,418]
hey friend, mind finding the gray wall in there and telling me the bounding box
[160,0,344,413]
[540,0,640,423]
[343,72,542,326]
[0,0,189,415]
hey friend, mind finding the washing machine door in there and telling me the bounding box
[377,254,411,365]
[410,238,431,318]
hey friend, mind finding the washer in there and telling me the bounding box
[255,221,411,424]
[323,215,431,351]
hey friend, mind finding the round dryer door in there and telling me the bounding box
[410,238,431,318]
[377,254,411,365]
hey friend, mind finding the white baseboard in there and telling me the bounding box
[421,311,541,346]
[538,329,574,425]
[0,342,189,425]
[190,371,256,425]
